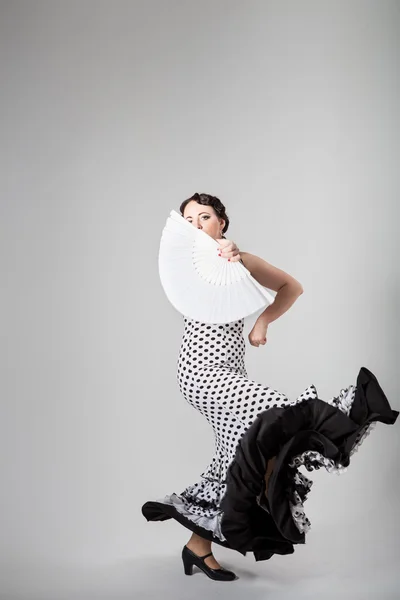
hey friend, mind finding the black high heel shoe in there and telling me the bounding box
[181,545,237,581]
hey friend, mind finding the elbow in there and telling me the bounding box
[287,277,303,295]
[280,282,303,295]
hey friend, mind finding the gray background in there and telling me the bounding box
[1,0,399,598]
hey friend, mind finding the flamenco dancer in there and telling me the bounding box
[142,193,398,582]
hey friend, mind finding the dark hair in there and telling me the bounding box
[179,193,230,238]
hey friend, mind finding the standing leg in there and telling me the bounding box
[185,532,222,569]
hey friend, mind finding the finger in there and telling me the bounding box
[216,238,230,250]
[221,248,236,258]
[220,241,236,254]
[220,246,234,256]
[226,247,240,257]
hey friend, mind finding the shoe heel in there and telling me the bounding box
[182,551,194,575]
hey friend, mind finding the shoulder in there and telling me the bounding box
[239,252,303,292]
[239,251,274,272]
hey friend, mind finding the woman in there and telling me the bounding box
[142,193,398,582]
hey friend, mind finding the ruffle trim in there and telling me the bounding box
[142,367,398,561]
[153,492,227,541]
[219,367,398,559]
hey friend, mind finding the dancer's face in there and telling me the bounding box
[183,201,225,240]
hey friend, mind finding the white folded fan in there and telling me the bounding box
[158,209,276,324]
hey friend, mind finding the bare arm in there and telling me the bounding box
[240,251,303,325]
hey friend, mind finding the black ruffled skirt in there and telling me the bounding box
[142,367,398,561]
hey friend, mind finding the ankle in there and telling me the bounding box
[186,539,212,556]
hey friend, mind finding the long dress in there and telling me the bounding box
[141,314,398,561]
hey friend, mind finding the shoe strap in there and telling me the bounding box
[199,551,213,559]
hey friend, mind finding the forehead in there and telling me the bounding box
[183,201,213,215]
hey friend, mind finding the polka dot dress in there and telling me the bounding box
[142,310,399,554]
[150,315,383,542]
[152,315,300,539]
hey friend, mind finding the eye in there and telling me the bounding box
[186,215,210,221]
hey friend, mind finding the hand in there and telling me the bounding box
[216,238,241,262]
[248,320,269,347]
